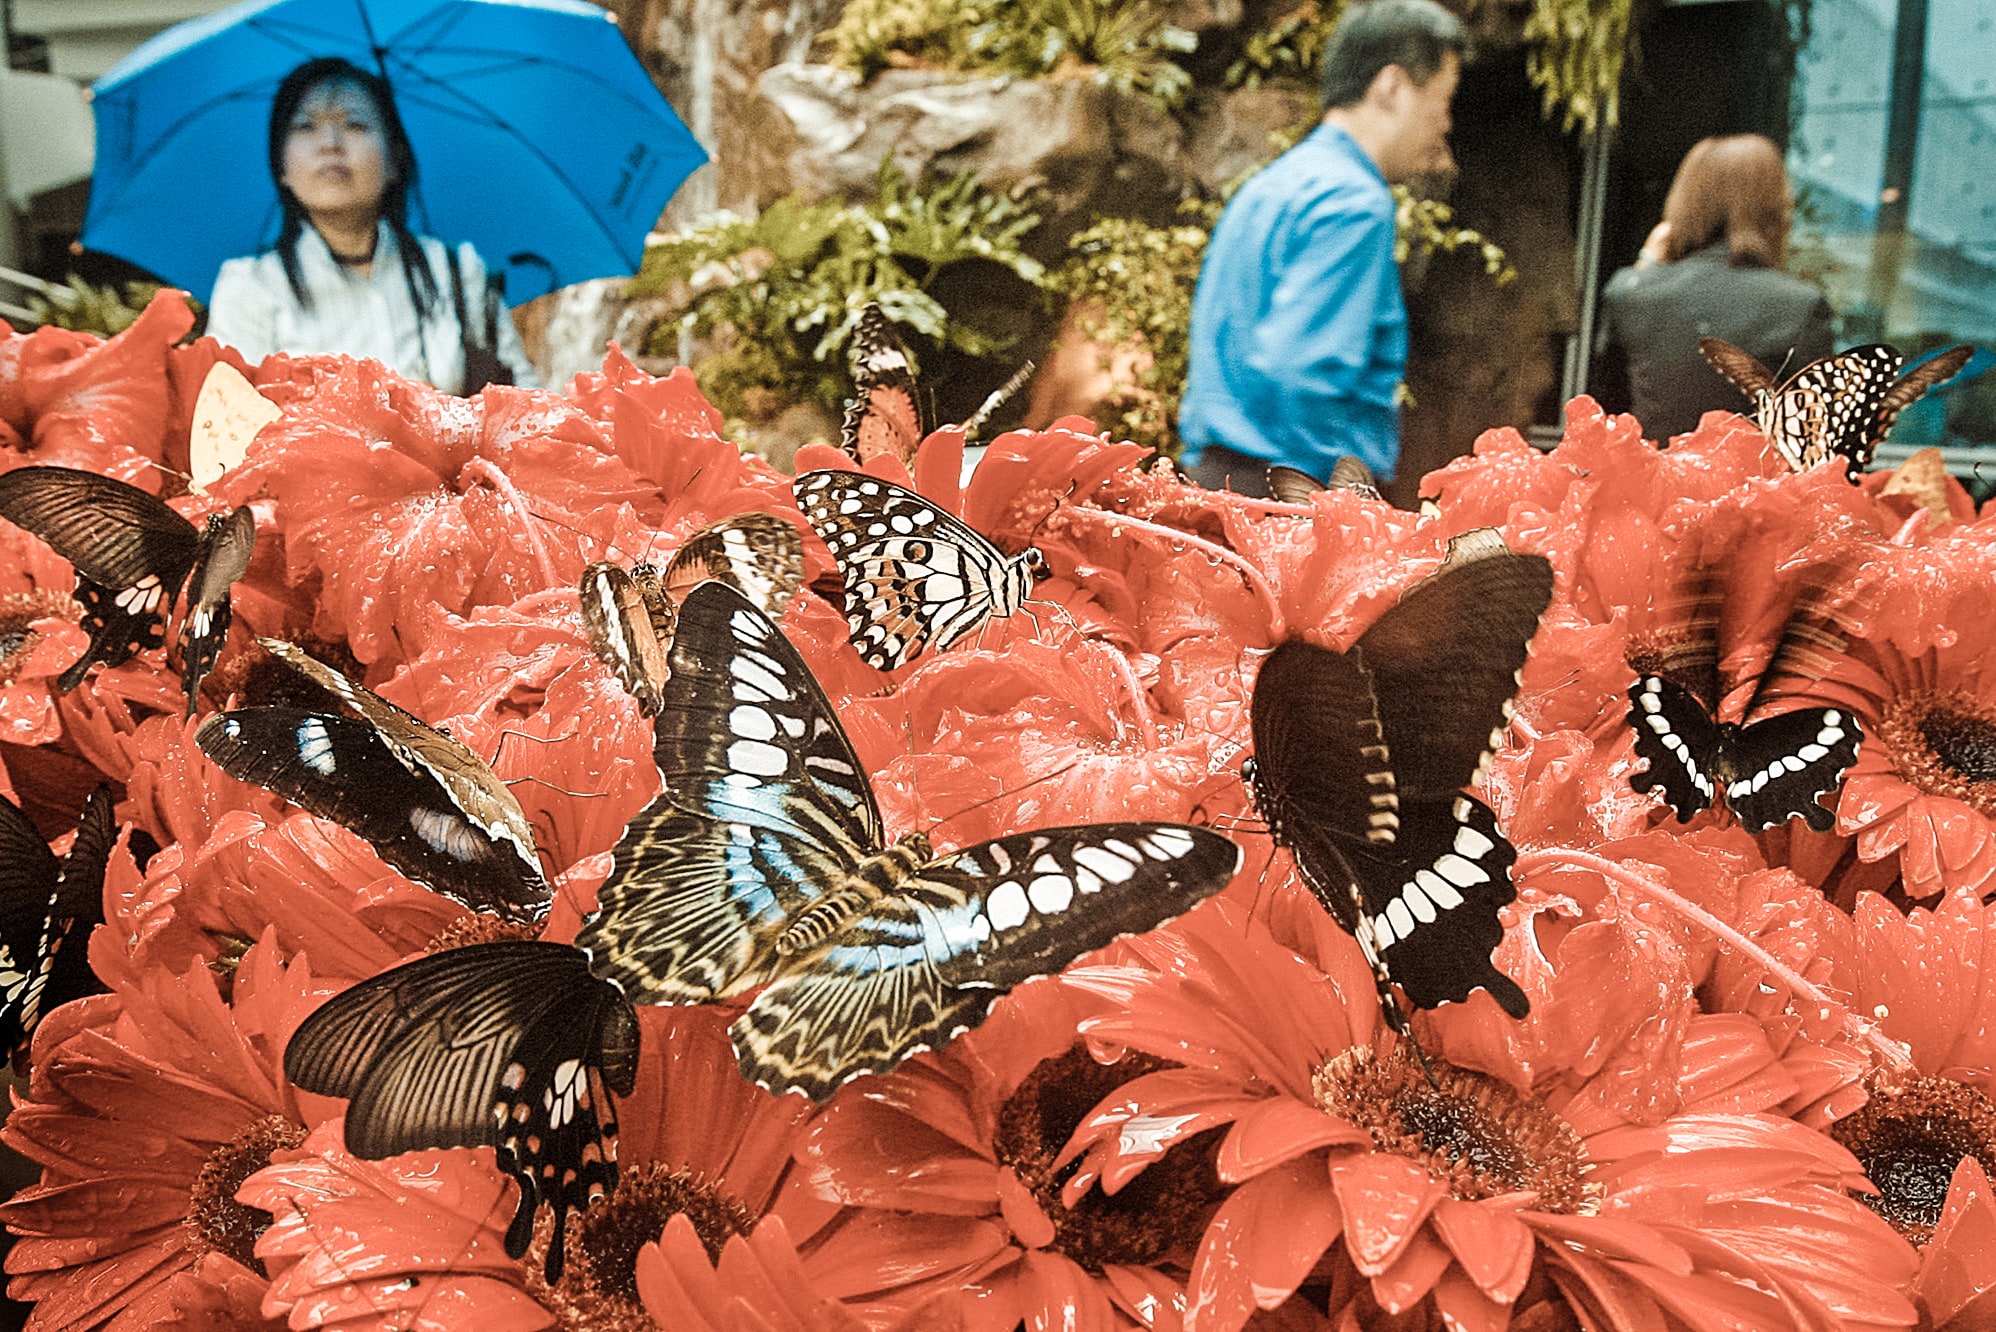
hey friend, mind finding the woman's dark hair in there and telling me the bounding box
[267,57,438,318]
[1660,134,1793,268]
[1320,0,1470,110]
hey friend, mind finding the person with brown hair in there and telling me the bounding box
[1595,133,1832,441]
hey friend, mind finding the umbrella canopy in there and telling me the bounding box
[84,0,706,304]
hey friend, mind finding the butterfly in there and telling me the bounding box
[1245,530,1552,1032]
[575,580,1242,1102]
[795,470,1046,671]
[194,638,550,922]
[0,466,256,709]
[1700,339,1973,477]
[283,941,639,1283]
[188,361,281,493]
[1268,456,1383,504]
[578,512,805,716]
[0,785,114,1065]
[1625,569,1862,834]
[839,304,923,468]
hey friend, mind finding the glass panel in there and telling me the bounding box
[1789,0,1996,458]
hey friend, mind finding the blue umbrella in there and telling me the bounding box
[83,0,706,304]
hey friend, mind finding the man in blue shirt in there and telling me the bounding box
[1180,0,1468,496]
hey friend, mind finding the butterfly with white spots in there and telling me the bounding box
[1246,530,1552,1032]
[795,469,1045,671]
[0,786,114,1065]
[576,581,1241,1101]
[1700,338,1972,478]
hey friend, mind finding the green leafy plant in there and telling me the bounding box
[1523,0,1636,134]
[628,163,1045,424]
[0,265,184,337]
[1227,0,1347,89]
[1394,190,1517,283]
[822,0,1196,108]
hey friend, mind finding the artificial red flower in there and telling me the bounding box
[0,289,194,482]
[796,976,1227,1331]
[1060,902,1919,1331]
[1824,888,1996,1327]
[246,1006,824,1332]
[0,935,333,1330]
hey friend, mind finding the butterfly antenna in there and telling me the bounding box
[1402,1023,1441,1092]
[959,361,1038,441]
[922,760,1082,842]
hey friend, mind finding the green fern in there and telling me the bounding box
[629,162,1046,423]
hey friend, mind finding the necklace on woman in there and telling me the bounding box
[331,242,376,268]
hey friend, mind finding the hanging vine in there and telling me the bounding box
[1522,0,1637,135]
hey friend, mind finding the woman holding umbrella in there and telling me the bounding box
[205,57,539,393]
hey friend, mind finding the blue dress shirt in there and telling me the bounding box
[1179,124,1406,481]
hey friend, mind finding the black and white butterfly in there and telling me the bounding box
[576,581,1241,1101]
[795,470,1046,671]
[0,466,255,708]
[1700,339,1973,478]
[284,941,638,1283]
[1625,570,1862,834]
[1267,456,1383,505]
[0,785,114,1064]
[578,512,804,716]
[194,639,549,922]
[1245,531,1552,1031]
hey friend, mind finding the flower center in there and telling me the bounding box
[182,1114,308,1274]
[1315,1047,1599,1214]
[424,913,541,953]
[991,1045,1226,1271]
[1877,690,1996,816]
[1829,1075,1996,1244]
[0,590,76,686]
[525,1163,757,1331]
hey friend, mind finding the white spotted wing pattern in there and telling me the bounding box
[794,470,1044,671]
[578,581,1241,1101]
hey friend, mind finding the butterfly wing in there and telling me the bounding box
[795,469,1030,670]
[178,506,257,716]
[195,709,550,922]
[580,799,856,1004]
[579,561,672,716]
[188,361,281,492]
[1758,346,1902,475]
[660,512,806,620]
[256,638,543,890]
[839,306,922,467]
[733,823,1241,1100]
[0,467,204,690]
[0,792,66,1059]
[1266,465,1326,504]
[1358,535,1554,801]
[284,942,638,1284]
[1869,345,1973,452]
[1699,337,1779,400]
[654,580,882,852]
[1628,675,1725,822]
[1718,706,1861,834]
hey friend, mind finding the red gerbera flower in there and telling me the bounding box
[1825,888,1996,1328]
[0,936,334,1330]
[795,976,1230,1331]
[245,1006,825,1332]
[1060,902,1918,1331]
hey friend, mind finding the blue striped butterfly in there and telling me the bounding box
[576,581,1241,1101]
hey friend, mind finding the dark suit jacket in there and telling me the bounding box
[1595,245,1834,441]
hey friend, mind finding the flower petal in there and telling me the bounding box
[1429,1199,1534,1305]
[1329,1153,1445,1276]
[1184,1156,1342,1330]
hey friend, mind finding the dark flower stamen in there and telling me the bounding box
[183,1114,308,1274]
[991,1045,1226,1271]
[1315,1046,1599,1214]
[1830,1075,1996,1244]
[0,590,78,686]
[526,1162,756,1331]
[424,912,541,954]
[1878,690,1996,817]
